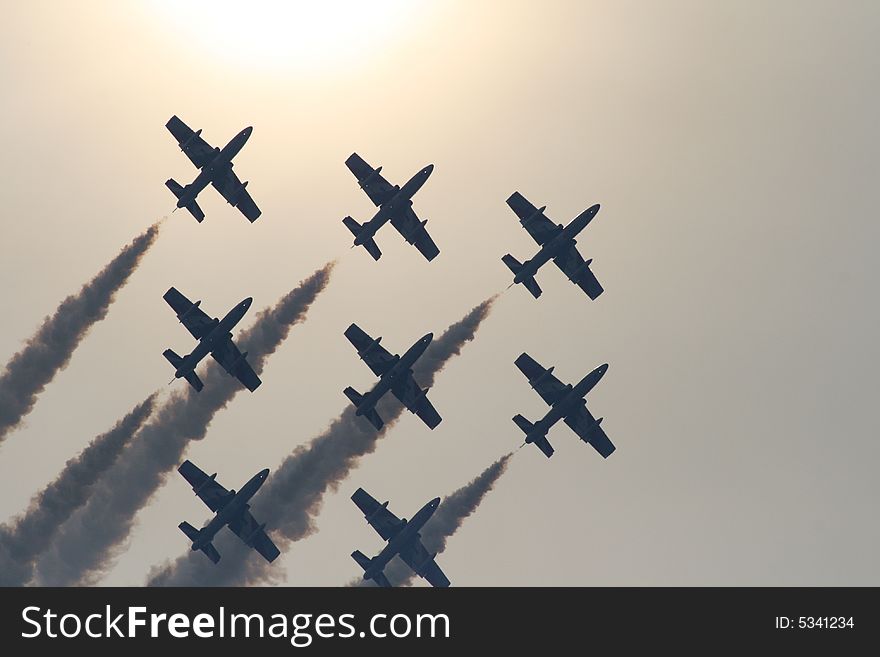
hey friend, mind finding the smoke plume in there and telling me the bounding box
[34,263,335,585]
[148,296,497,587]
[0,394,157,585]
[0,224,160,443]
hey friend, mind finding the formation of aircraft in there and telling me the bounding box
[177,460,280,564]
[342,152,440,262]
[502,192,604,300]
[164,115,262,223]
[512,352,615,459]
[162,287,262,393]
[155,117,618,583]
[351,487,450,588]
[342,323,442,431]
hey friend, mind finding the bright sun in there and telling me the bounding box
[150,0,427,72]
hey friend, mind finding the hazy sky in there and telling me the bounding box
[1,0,878,585]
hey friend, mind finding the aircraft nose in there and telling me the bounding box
[242,297,253,310]
[423,333,434,343]
[423,164,435,176]
[244,126,253,135]
[599,363,609,375]
[590,203,601,214]
[260,469,270,479]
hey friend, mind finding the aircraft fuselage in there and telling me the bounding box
[364,497,440,580]
[191,468,268,551]
[514,204,600,283]
[355,165,434,244]
[527,363,608,442]
[356,333,433,415]
[176,126,253,208]
[175,297,252,378]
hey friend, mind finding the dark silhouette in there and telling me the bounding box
[351,488,450,587]
[343,323,441,431]
[33,263,335,585]
[343,152,439,261]
[513,353,614,458]
[165,115,261,222]
[147,296,496,587]
[502,191,603,299]
[162,287,261,392]
[176,460,279,564]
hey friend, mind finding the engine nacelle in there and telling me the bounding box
[531,366,554,389]
[181,128,202,150]
[358,337,382,360]
[194,472,217,495]
[523,205,547,225]
[178,300,201,323]
[359,166,383,189]
[366,501,389,524]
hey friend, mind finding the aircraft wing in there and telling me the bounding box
[514,352,570,406]
[352,488,405,541]
[399,538,451,587]
[178,460,231,512]
[345,152,398,207]
[392,372,442,429]
[344,323,398,377]
[507,191,561,245]
[227,509,281,563]
[553,243,604,300]
[564,404,616,458]
[211,168,261,222]
[210,338,262,392]
[163,287,217,340]
[390,206,440,261]
[166,115,217,169]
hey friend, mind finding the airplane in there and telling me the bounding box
[176,460,280,564]
[164,115,261,223]
[502,191,603,299]
[351,487,450,588]
[512,352,615,459]
[342,323,441,431]
[162,287,261,393]
[342,152,440,262]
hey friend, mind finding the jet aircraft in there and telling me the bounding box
[342,152,440,261]
[164,115,261,223]
[177,460,280,564]
[502,191,603,299]
[351,487,450,587]
[162,287,261,392]
[343,323,441,431]
[513,352,615,458]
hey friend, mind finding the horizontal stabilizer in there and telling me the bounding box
[201,543,221,564]
[178,521,200,542]
[163,348,184,368]
[343,386,364,407]
[512,414,535,434]
[351,549,372,571]
[502,253,523,275]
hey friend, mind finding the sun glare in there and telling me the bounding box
[150,0,426,72]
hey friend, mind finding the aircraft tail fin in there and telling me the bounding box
[163,349,204,392]
[165,178,205,223]
[502,255,542,298]
[343,216,382,260]
[343,387,384,430]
